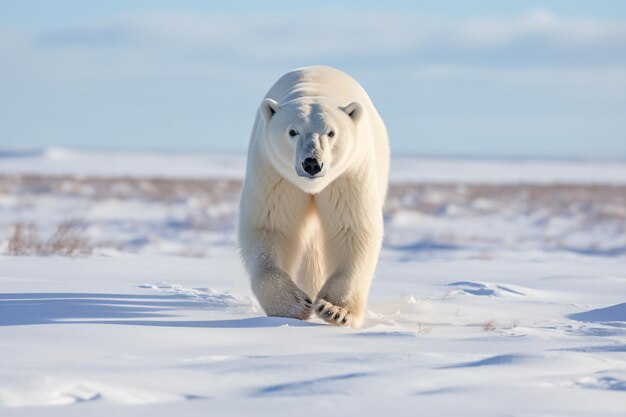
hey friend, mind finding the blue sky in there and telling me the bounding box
[1,1,625,158]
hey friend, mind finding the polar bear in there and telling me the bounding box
[238,66,389,327]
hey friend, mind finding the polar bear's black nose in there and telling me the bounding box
[302,158,322,176]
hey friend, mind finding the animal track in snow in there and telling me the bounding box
[139,282,256,312]
[446,281,528,297]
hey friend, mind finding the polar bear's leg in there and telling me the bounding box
[314,175,384,327]
[239,175,313,320]
[241,226,313,320]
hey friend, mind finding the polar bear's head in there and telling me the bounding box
[260,97,363,194]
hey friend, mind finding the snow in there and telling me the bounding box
[1,150,625,416]
[0,148,247,180]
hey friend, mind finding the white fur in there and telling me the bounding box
[238,66,389,327]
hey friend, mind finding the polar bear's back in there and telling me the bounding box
[266,66,369,105]
[264,66,389,201]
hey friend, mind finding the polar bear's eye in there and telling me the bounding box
[328,130,335,138]
[289,129,298,137]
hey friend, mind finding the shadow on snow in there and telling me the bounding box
[0,293,317,328]
[568,302,626,327]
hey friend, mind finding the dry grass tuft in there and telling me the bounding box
[44,219,92,256]
[5,220,92,257]
[417,322,433,334]
[7,223,39,255]
[482,320,497,332]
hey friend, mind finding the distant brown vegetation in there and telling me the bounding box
[0,175,241,203]
[2,174,625,257]
[2,175,625,223]
[7,223,39,256]
[387,182,626,224]
[7,220,92,257]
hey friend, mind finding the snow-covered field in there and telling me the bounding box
[1,149,625,416]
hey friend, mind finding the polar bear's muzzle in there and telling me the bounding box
[296,156,326,179]
[301,157,323,176]
[295,133,327,179]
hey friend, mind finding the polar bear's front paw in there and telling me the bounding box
[252,270,313,320]
[286,291,313,320]
[315,299,354,326]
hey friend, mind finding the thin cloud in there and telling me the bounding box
[27,9,626,65]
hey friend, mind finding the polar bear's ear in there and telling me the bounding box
[342,102,362,123]
[261,98,279,122]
